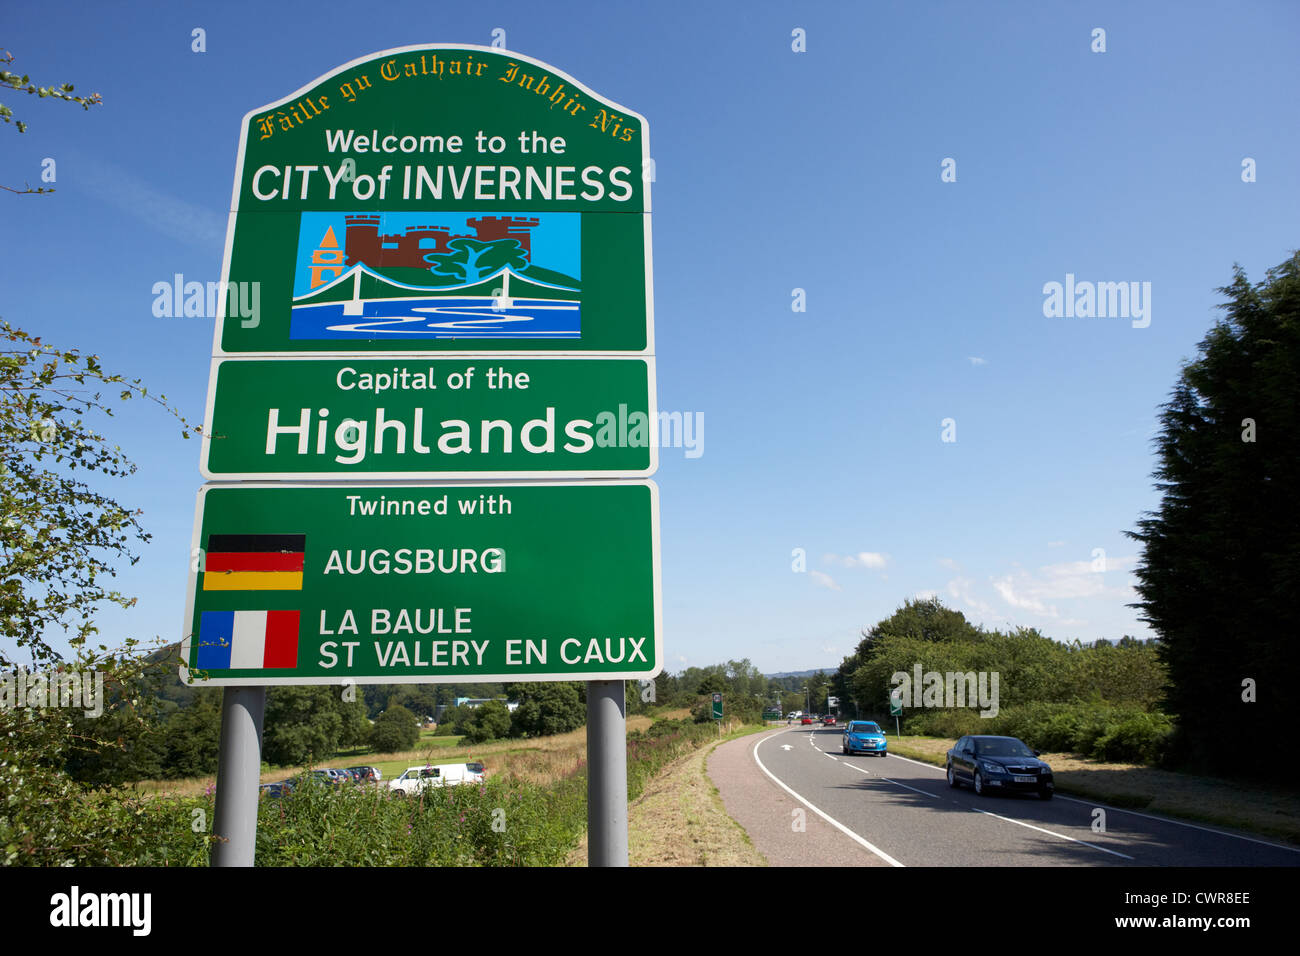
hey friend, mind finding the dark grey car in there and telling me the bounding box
[946,735,1054,800]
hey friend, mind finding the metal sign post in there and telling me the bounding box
[210,686,266,866]
[586,680,627,866]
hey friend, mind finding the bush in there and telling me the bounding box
[460,700,511,745]
[369,704,420,753]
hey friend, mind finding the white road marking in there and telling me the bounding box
[969,806,1135,860]
[839,760,939,799]
[754,733,904,867]
[885,749,1300,854]
[1050,794,1300,854]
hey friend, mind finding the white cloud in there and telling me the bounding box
[913,590,938,601]
[990,555,1139,619]
[967,356,988,366]
[1047,540,1066,548]
[809,570,841,591]
[947,576,998,618]
[824,551,889,569]
[75,154,226,249]
[938,557,960,571]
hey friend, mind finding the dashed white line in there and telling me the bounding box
[970,806,1135,859]
[753,733,905,867]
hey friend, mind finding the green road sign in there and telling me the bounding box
[711,693,723,720]
[214,45,651,355]
[890,690,903,716]
[181,481,661,685]
[201,356,656,479]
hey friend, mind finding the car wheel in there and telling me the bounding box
[842,744,847,754]
[946,763,958,788]
[1038,788,1053,800]
[973,771,985,796]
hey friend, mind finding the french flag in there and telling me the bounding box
[197,610,300,670]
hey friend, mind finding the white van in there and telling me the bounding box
[388,762,486,796]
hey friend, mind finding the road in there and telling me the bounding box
[708,726,1300,867]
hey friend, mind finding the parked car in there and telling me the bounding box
[946,735,1054,800]
[388,762,486,796]
[346,766,382,783]
[842,720,887,756]
[310,768,351,786]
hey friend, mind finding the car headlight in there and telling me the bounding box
[979,761,1004,775]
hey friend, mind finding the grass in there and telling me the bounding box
[569,719,770,866]
[133,715,654,798]
[886,734,1300,845]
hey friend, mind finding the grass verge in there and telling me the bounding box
[568,720,770,866]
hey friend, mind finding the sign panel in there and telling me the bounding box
[201,356,656,479]
[214,45,651,355]
[181,482,661,685]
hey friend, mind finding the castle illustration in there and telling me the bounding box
[343,215,541,270]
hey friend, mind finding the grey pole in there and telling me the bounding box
[586,679,628,867]
[211,685,267,867]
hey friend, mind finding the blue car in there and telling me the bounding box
[842,720,888,756]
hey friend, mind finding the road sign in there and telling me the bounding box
[201,356,655,479]
[889,689,903,716]
[711,692,723,720]
[213,44,651,355]
[181,481,661,685]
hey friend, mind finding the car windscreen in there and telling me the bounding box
[972,738,1034,757]
[850,723,879,734]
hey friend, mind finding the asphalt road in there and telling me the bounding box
[718,725,1300,867]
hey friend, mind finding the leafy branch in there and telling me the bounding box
[1,48,103,133]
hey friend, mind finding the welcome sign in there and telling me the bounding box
[214,45,652,354]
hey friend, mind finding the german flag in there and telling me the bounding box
[203,533,305,591]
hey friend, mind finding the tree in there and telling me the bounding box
[507,682,584,738]
[460,700,511,744]
[369,704,420,753]
[262,686,346,766]
[1,323,192,667]
[1126,252,1300,779]
[425,238,528,283]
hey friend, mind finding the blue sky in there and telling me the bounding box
[4,1,1298,674]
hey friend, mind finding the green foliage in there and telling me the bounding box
[1127,253,1300,779]
[460,699,511,744]
[903,701,1174,764]
[507,682,584,738]
[434,703,471,735]
[0,323,192,667]
[262,686,365,766]
[158,688,223,777]
[1,49,103,194]
[369,703,420,753]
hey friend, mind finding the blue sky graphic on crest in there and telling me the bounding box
[290,211,581,339]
